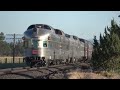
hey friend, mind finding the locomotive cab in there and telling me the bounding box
[23,24,53,67]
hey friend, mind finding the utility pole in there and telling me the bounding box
[13,34,15,63]
[6,34,23,63]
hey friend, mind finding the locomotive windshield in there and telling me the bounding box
[27,24,43,30]
[23,39,39,49]
[27,25,35,30]
[27,24,51,30]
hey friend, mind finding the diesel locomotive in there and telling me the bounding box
[22,24,93,67]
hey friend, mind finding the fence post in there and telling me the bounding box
[19,58,20,64]
[11,58,12,63]
[5,58,7,63]
[23,58,24,63]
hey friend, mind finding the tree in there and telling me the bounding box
[0,32,24,56]
[91,36,100,70]
[15,40,24,56]
[0,32,5,41]
[91,19,120,71]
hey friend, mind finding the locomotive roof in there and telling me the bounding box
[30,24,51,26]
[27,24,54,29]
[26,24,92,44]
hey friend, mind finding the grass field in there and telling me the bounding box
[0,57,24,64]
[0,63,27,69]
[0,57,27,69]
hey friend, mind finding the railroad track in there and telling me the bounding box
[0,63,91,79]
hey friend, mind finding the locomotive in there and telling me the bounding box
[22,24,93,67]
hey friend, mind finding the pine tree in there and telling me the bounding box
[111,32,120,56]
[105,32,120,71]
[91,36,100,70]
[91,18,120,71]
[0,32,5,41]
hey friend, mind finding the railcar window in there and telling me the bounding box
[65,34,70,38]
[44,25,51,30]
[79,38,85,43]
[73,36,77,40]
[54,29,62,35]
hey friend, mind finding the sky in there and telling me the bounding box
[0,11,120,40]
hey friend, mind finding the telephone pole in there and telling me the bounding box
[13,34,15,63]
[6,33,23,63]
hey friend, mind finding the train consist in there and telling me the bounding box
[22,24,93,67]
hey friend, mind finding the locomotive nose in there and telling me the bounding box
[24,29,33,38]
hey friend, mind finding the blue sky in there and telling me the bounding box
[0,11,120,40]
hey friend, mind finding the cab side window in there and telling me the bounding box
[23,41,28,48]
[43,41,47,47]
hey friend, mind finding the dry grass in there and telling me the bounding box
[67,72,107,79]
[97,71,120,79]
[66,69,120,79]
[0,57,23,63]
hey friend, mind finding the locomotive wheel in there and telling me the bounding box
[66,59,69,63]
[30,62,33,68]
[42,60,46,66]
[56,60,58,65]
